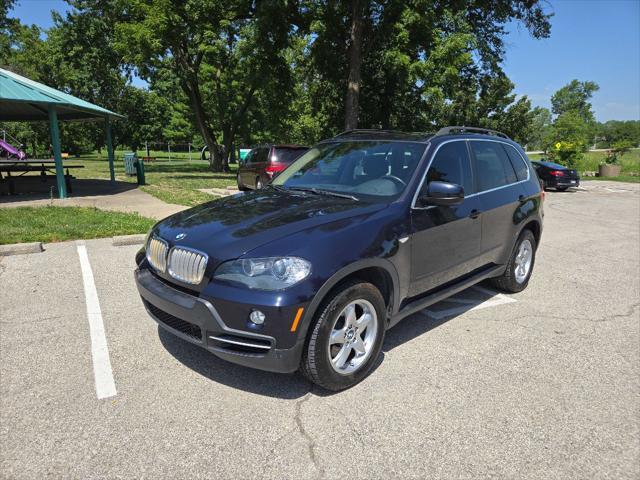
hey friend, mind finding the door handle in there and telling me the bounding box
[469,209,480,219]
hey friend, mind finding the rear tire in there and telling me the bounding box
[256,177,263,190]
[490,229,537,293]
[301,280,386,391]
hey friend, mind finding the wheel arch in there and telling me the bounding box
[520,218,542,246]
[297,259,400,343]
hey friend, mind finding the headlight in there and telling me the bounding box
[213,256,311,290]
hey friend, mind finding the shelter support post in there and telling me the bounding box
[105,116,115,183]
[47,105,67,199]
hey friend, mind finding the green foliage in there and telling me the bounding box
[548,141,583,168]
[596,120,640,148]
[1,0,559,163]
[604,140,636,165]
[551,79,599,121]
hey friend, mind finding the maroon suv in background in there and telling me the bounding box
[237,144,309,190]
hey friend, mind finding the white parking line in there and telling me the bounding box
[423,286,516,320]
[76,242,117,399]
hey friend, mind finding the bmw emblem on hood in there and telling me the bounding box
[175,233,187,241]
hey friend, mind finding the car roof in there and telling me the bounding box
[534,160,568,169]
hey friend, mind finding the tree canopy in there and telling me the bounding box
[3,1,635,170]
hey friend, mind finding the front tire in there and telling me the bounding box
[301,281,386,391]
[490,229,537,293]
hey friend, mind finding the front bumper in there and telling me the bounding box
[135,268,304,373]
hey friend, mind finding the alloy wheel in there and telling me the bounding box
[327,300,379,375]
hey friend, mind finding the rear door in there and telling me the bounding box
[469,140,526,266]
[409,140,482,295]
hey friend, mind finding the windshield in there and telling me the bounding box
[272,141,427,201]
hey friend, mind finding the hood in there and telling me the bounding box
[152,188,388,269]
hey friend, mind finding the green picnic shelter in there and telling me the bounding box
[0,67,123,198]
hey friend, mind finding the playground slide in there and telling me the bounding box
[0,139,27,160]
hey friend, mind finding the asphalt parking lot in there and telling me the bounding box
[1,180,639,479]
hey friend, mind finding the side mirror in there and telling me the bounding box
[417,181,464,207]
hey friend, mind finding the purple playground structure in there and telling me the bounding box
[0,138,27,161]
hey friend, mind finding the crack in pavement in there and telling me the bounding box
[294,388,326,479]
[587,303,640,323]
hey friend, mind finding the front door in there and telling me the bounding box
[409,140,482,296]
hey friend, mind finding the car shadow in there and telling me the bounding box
[158,283,506,398]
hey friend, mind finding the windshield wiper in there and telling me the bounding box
[269,184,288,193]
[287,186,359,201]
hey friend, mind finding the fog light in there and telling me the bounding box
[249,310,265,325]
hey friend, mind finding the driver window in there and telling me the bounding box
[422,141,473,195]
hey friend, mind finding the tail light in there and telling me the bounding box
[265,163,286,178]
[549,170,565,177]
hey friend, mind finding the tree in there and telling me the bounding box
[545,80,600,159]
[311,0,553,131]
[596,120,640,147]
[551,79,599,122]
[527,107,552,150]
[113,0,301,171]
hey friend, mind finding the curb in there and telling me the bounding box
[0,242,43,256]
[112,234,146,246]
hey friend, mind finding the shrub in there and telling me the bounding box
[548,141,584,168]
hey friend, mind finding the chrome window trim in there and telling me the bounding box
[411,138,531,210]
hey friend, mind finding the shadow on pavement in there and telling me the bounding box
[158,326,312,399]
[159,283,504,397]
[0,177,138,200]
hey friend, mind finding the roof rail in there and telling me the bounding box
[334,129,398,137]
[435,126,510,139]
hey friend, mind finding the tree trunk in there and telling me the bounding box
[222,126,235,172]
[182,78,223,171]
[344,0,366,131]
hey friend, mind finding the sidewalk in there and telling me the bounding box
[0,179,187,220]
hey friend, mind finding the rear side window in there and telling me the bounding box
[255,148,269,163]
[469,141,518,191]
[501,144,529,181]
[423,141,473,195]
[273,147,308,164]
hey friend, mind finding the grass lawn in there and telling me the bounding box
[528,149,640,176]
[72,153,238,206]
[0,206,156,245]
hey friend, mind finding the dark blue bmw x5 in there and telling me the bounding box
[135,127,543,390]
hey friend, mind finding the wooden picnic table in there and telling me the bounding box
[0,160,85,195]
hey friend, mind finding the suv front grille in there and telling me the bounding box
[147,237,168,273]
[144,300,202,341]
[168,247,208,285]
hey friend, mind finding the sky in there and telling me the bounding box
[9,0,640,122]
